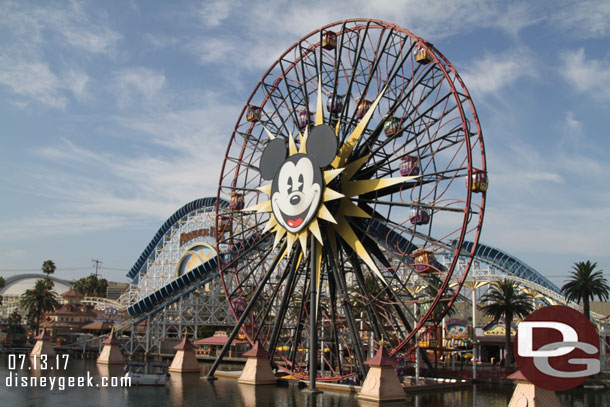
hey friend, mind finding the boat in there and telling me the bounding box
[124,362,169,386]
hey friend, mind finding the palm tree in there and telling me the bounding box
[73,274,108,297]
[561,261,610,320]
[41,260,56,278]
[479,279,533,368]
[20,279,59,335]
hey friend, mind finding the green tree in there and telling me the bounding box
[42,260,56,277]
[418,276,458,321]
[73,274,108,297]
[20,279,59,335]
[561,261,610,320]
[479,279,533,368]
[6,311,24,347]
[0,276,5,305]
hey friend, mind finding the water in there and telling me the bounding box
[1,355,608,406]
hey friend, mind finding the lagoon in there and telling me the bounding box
[1,355,608,406]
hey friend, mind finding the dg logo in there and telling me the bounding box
[514,305,600,391]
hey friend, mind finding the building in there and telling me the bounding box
[39,289,97,344]
[0,274,72,318]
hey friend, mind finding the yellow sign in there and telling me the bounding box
[483,325,516,336]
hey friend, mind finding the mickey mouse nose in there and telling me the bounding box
[290,195,301,205]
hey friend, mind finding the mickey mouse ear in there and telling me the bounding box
[307,124,338,167]
[259,138,288,180]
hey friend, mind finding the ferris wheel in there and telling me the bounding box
[214,19,487,382]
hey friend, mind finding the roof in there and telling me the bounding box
[242,341,271,357]
[51,303,97,317]
[364,347,396,366]
[61,289,84,298]
[194,333,246,346]
[174,335,197,350]
[40,320,81,329]
[0,274,72,296]
[101,330,122,345]
[34,329,52,340]
[81,321,114,331]
[507,370,528,381]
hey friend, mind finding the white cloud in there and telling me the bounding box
[184,1,543,73]
[1,1,121,56]
[559,48,610,101]
[460,48,538,98]
[0,58,90,108]
[0,60,67,108]
[0,213,135,241]
[112,67,166,108]
[0,1,115,108]
[143,33,179,48]
[550,0,610,39]
[483,204,610,258]
[200,0,232,27]
[20,92,240,240]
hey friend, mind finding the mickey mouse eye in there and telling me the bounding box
[287,177,293,194]
[297,174,304,192]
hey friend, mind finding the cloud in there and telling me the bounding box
[483,205,610,258]
[143,33,179,48]
[550,0,610,39]
[0,1,121,56]
[18,91,241,241]
[184,1,543,74]
[200,0,232,27]
[112,67,166,108]
[559,48,610,101]
[460,48,538,98]
[0,1,116,108]
[0,58,89,108]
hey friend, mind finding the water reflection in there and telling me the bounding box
[1,356,608,407]
[237,383,275,407]
[168,372,200,405]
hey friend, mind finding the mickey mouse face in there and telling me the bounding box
[272,154,322,233]
[259,124,337,234]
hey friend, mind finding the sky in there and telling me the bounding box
[0,0,609,288]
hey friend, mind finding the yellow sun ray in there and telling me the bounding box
[261,124,276,140]
[341,154,370,182]
[262,215,278,234]
[317,204,337,224]
[273,227,286,249]
[298,232,308,255]
[316,76,324,126]
[323,168,343,184]
[323,187,344,202]
[298,126,308,154]
[257,184,272,196]
[286,232,296,256]
[242,200,272,213]
[331,85,388,169]
[338,199,371,218]
[288,131,297,156]
[342,175,420,198]
[308,218,323,245]
[333,214,389,284]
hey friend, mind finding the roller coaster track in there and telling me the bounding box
[126,197,228,282]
